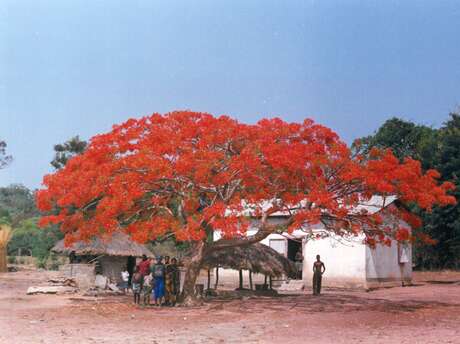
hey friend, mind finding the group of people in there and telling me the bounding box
[121,255,180,306]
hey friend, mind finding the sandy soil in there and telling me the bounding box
[1,269,460,344]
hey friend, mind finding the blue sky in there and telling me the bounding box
[1,0,459,189]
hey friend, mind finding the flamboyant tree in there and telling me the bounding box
[36,111,455,303]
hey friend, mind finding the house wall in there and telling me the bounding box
[195,268,267,289]
[99,256,127,283]
[365,242,412,288]
[303,234,367,289]
[60,263,95,289]
[365,218,412,288]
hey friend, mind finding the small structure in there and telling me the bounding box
[201,243,296,290]
[52,232,154,289]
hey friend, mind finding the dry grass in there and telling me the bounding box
[0,224,13,272]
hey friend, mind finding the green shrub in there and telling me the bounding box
[36,257,47,269]
[7,256,16,264]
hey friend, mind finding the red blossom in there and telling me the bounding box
[36,111,456,246]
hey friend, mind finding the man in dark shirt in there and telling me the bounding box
[312,254,326,295]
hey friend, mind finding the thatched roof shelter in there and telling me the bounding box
[201,243,297,278]
[52,232,154,258]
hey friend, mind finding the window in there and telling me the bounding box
[269,239,286,256]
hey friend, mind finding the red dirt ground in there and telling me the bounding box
[1,269,460,344]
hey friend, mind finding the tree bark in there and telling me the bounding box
[207,269,211,290]
[238,269,243,289]
[249,270,253,290]
[179,241,205,306]
[214,266,219,289]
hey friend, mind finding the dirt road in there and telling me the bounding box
[1,269,459,344]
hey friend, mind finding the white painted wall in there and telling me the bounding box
[303,234,367,289]
[365,217,412,288]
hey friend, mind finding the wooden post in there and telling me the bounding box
[207,268,211,290]
[249,270,253,290]
[264,274,268,288]
[269,276,273,290]
[214,266,219,289]
[0,247,7,273]
[238,269,243,289]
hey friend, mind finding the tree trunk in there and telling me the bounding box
[249,270,253,290]
[207,269,211,290]
[214,266,219,289]
[179,241,205,306]
[238,269,243,289]
[0,248,7,273]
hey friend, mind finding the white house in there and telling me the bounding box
[212,196,412,290]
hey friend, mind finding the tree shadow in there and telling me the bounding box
[205,292,457,314]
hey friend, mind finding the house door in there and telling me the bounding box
[287,239,301,261]
[287,239,302,279]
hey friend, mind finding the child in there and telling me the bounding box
[120,269,129,294]
[131,266,143,304]
[143,273,153,305]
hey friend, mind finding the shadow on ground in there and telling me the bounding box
[203,291,457,314]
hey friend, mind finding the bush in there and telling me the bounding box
[36,257,46,269]
[7,218,63,265]
[7,256,16,264]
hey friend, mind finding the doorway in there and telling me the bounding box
[287,239,302,279]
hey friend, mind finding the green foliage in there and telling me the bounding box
[357,113,460,269]
[355,117,438,168]
[0,184,39,226]
[7,218,63,262]
[51,135,87,170]
[7,256,16,264]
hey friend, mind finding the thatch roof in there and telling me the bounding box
[201,243,297,278]
[52,232,154,258]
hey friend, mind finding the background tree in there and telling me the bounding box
[37,111,455,304]
[356,113,460,269]
[354,117,438,168]
[0,140,12,169]
[0,184,39,226]
[7,218,63,263]
[0,184,62,265]
[51,136,87,170]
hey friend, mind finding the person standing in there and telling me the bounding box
[137,254,151,277]
[143,272,153,305]
[120,268,130,294]
[152,256,166,306]
[131,266,143,304]
[164,256,171,305]
[295,250,303,280]
[312,254,325,295]
[165,257,180,306]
